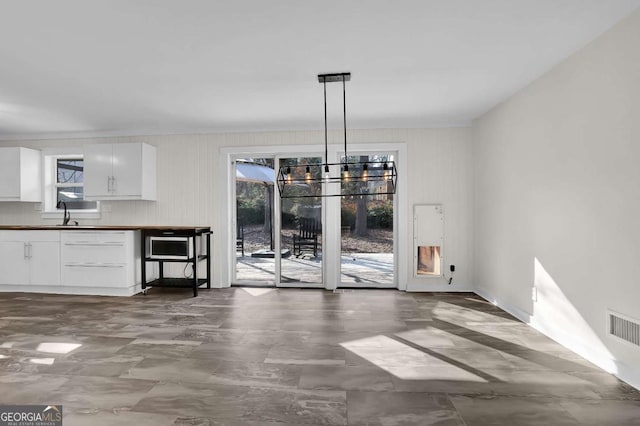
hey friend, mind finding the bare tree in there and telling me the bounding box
[354,155,369,237]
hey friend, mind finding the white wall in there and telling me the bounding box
[0,127,473,291]
[473,9,640,388]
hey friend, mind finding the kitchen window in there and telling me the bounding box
[41,153,100,219]
[54,158,96,210]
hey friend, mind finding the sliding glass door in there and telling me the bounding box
[232,154,324,287]
[278,156,323,287]
[230,148,398,289]
[339,154,396,288]
[233,157,277,285]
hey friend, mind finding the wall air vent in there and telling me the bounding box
[608,310,640,347]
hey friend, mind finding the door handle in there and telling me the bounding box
[23,242,32,259]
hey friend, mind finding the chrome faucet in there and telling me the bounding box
[56,201,71,225]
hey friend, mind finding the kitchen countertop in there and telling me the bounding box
[0,225,211,231]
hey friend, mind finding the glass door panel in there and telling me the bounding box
[279,156,323,286]
[234,158,276,285]
[340,154,395,287]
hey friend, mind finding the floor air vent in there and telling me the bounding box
[609,311,640,346]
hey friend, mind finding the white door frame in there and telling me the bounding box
[221,142,407,291]
[223,145,325,288]
[275,152,326,289]
[328,146,399,289]
[230,154,277,287]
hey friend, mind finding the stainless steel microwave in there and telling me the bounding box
[148,236,194,260]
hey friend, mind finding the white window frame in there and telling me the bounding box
[41,149,101,220]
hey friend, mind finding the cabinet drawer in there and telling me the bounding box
[61,231,128,244]
[61,243,127,264]
[61,263,128,287]
[0,230,60,242]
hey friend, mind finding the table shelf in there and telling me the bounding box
[143,254,208,263]
[141,227,212,297]
[145,278,209,289]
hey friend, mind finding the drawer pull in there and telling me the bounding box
[64,263,124,268]
[64,242,124,246]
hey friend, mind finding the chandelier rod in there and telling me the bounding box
[343,74,347,165]
[324,79,328,172]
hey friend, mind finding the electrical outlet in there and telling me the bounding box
[450,264,455,272]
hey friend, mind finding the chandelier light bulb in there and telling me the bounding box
[276,73,396,198]
[286,166,293,184]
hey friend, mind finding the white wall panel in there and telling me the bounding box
[0,127,473,291]
[473,9,640,389]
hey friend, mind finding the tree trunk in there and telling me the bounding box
[354,156,369,237]
[354,196,368,236]
[262,185,272,236]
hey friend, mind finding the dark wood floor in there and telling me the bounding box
[0,288,638,425]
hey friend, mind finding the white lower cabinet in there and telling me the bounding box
[0,231,59,286]
[0,241,30,285]
[0,230,141,296]
[29,241,61,285]
[61,231,139,293]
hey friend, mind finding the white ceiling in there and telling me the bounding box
[1,0,639,140]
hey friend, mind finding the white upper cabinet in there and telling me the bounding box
[84,142,156,200]
[0,147,42,202]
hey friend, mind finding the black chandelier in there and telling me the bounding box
[276,72,397,198]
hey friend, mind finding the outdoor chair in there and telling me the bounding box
[236,222,245,257]
[293,217,319,257]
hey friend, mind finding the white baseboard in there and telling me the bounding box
[407,281,474,292]
[474,287,639,391]
[0,284,141,297]
[474,287,532,323]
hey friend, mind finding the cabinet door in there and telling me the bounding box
[0,148,21,199]
[112,143,142,197]
[84,144,113,198]
[29,241,60,285]
[0,241,29,285]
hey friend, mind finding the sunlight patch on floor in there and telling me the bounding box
[433,301,510,324]
[395,328,458,349]
[36,342,82,354]
[29,357,55,365]
[240,287,277,297]
[341,335,487,382]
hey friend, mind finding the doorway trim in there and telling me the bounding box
[221,142,407,290]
